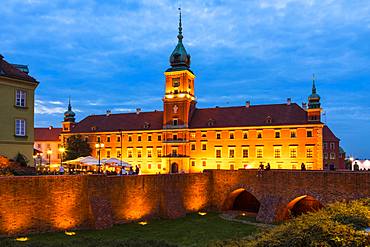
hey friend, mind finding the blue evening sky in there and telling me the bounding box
[1,0,370,158]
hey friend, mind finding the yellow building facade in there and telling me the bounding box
[0,55,39,165]
[59,14,331,174]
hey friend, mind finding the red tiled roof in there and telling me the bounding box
[0,55,38,83]
[70,111,164,133]
[35,127,62,141]
[323,125,339,142]
[70,103,316,133]
[190,103,312,128]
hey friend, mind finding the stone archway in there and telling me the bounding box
[223,188,261,214]
[281,195,324,220]
[171,163,178,174]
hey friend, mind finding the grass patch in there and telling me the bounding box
[1,213,258,247]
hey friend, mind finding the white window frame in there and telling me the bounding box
[290,146,297,158]
[215,148,222,158]
[256,147,263,158]
[15,89,26,107]
[242,148,249,158]
[15,119,26,136]
[274,146,281,158]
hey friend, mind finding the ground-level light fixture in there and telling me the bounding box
[198,212,207,216]
[65,231,76,236]
[15,237,29,242]
[138,221,148,226]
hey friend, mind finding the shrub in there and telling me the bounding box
[210,199,370,247]
[15,153,28,167]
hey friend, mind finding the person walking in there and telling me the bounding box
[59,165,65,175]
[301,163,306,171]
[135,165,140,175]
[266,163,271,171]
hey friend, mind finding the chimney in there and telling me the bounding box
[106,110,111,116]
[302,102,307,109]
[48,126,53,130]
[136,108,141,115]
[246,101,250,108]
[287,98,291,105]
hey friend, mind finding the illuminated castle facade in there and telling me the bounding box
[59,12,344,173]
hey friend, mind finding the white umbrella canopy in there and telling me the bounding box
[64,156,99,165]
[103,158,132,167]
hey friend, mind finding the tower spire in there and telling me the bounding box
[68,96,72,111]
[312,74,317,94]
[177,8,183,42]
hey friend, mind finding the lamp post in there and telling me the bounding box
[118,129,123,166]
[58,146,65,165]
[95,141,104,174]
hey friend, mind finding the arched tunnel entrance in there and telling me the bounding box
[224,188,261,214]
[283,195,324,220]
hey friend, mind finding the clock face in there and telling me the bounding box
[172,78,180,87]
[173,104,179,113]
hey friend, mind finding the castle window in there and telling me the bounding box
[191,161,195,167]
[290,130,297,138]
[147,149,152,158]
[157,148,162,157]
[191,144,196,151]
[323,142,328,150]
[265,116,272,124]
[172,77,180,87]
[190,132,196,138]
[215,149,222,158]
[257,131,262,139]
[138,135,142,142]
[116,135,121,142]
[229,132,234,139]
[202,143,207,151]
[106,135,111,142]
[148,135,152,141]
[106,150,111,158]
[290,147,297,158]
[207,119,215,127]
[148,164,151,169]
[330,143,335,150]
[307,130,313,138]
[173,119,178,126]
[324,152,328,159]
[97,136,101,142]
[173,134,178,140]
[242,148,249,158]
[157,134,162,141]
[172,148,178,156]
[216,132,221,139]
[275,130,280,138]
[117,150,121,158]
[158,164,162,169]
[144,122,151,129]
[243,131,248,139]
[330,152,335,160]
[274,146,281,158]
[201,132,207,138]
[128,135,132,142]
[202,161,206,167]
[15,89,26,107]
[256,147,263,158]
[230,164,234,170]
[137,149,142,158]
[228,148,235,158]
[306,146,313,158]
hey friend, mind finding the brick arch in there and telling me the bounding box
[275,191,325,222]
[222,185,262,212]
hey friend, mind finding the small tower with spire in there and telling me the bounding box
[163,8,196,129]
[62,98,76,132]
[307,74,322,122]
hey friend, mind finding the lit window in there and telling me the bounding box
[157,164,161,169]
[330,152,335,160]
[15,89,26,107]
[202,161,206,167]
[127,149,133,158]
[242,148,249,158]
[137,149,142,158]
[275,131,280,138]
[147,149,152,158]
[117,150,121,158]
[148,164,152,169]
[307,130,313,137]
[157,148,162,157]
[306,147,313,158]
[15,119,26,136]
[256,147,263,158]
[230,164,234,170]
[191,161,195,167]
[106,150,111,158]
[291,130,297,138]
[190,132,196,138]
[229,148,235,158]
[290,147,297,158]
[274,147,281,158]
[215,149,222,158]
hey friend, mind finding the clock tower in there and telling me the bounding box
[163,9,196,129]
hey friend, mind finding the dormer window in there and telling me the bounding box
[207,118,215,127]
[266,116,272,124]
[143,122,150,129]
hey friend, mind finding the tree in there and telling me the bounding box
[65,135,92,161]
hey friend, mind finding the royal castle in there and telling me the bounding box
[36,11,345,173]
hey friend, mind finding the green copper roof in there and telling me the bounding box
[167,8,192,73]
[308,75,321,109]
[64,98,76,122]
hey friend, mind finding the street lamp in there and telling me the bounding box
[47,149,52,165]
[58,146,65,166]
[118,129,123,166]
[95,141,104,174]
